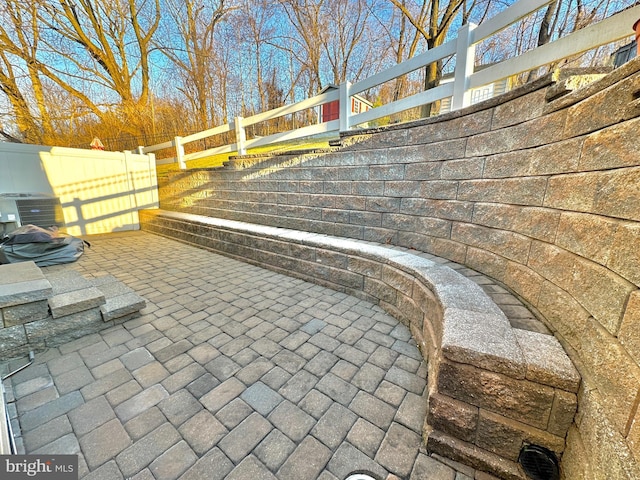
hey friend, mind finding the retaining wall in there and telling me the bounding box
[140,208,579,480]
[154,58,640,479]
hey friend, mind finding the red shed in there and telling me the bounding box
[318,85,373,123]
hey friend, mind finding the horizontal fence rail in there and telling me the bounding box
[141,0,640,169]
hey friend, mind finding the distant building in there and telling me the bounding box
[439,65,514,114]
[612,40,637,68]
[318,85,373,123]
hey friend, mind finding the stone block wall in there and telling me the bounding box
[0,262,146,359]
[156,58,640,479]
[140,209,579,479]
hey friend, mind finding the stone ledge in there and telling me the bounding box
[0,262,52,309]
[48,287,106,319]
[0,266,146,360]
[140,208,580,479]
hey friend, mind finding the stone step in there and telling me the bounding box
[90,275,146,321]
[43,270,94,295]
[0,262,52,308]
[0,265,146,359]
[48,287,106,319]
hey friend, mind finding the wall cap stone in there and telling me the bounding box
[140,208,577,390]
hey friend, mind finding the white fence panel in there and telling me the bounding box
[142,0,637,170]
[0,143,158,236]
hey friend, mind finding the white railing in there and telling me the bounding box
[141,0,640,169]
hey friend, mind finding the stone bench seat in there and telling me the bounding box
[140,208,580,480]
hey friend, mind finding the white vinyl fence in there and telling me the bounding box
[0,143,158,236]
[141,0,640,170]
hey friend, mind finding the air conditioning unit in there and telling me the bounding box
[0,193,64,234]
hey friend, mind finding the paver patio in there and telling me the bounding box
[2,231,490,480]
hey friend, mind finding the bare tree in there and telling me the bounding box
[387,0,470,115]
[0,0,161,144]
[276,0,326,96]
[157,0,233,131]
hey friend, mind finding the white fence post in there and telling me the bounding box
[234,117,247,155]
[452,22,477,111]
[122,150,140,229]
[339,81,352,133]
[174,136,186,170]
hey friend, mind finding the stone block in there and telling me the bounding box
[475,409,566,462]
[484,138,582,179]
[2,300,50,326]
[556,212,618,268]
[546,167,640,222]
[0,324,28,357]
[0,269,52,308]
[572,387,640,480]
[381,265,414,295]
[451,223,531,264]
[564,72,639,137]
[401,198,474,222]
[492,88,548,128]
[49,287,106,319]
[101,293,146,322]
[114,385,170,423]
[421,180,458,200]
[541,290,640,437]
[149,440,197,480]
[352,181,384,196]
[0,261,45,287]
[426,267,503,316]
[426,430,525,480]
[347,256,381,279]
[405,138,468,161]
[619,290,640,366]
[502,262,544,308]
[609,222,640,287]
[548,389,578,437]
[466,110,566,156]
[406,113,484,143]
[441,308,525,378]
[25,309,104,345]
[437,361,554,429]
[458,177,548,206]
[579,117,640,170]
[441,158,484,180]
[370,164,405,181]
[115,423,181,478]
[43,270,93,295]
[513,329,580,392]
[529,241,633,335]
[328,442,388,480]
[428,393,478,442]
[79,418,132,470]
[219,413,271,464]
[277,436,332,480]
[395,292,423,330]
[429,237,467,264]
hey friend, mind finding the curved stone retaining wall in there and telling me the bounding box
[155,58,640,479]
[140,209,579,479]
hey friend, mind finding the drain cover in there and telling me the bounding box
[344,473,382,480]
[518,445,560,480]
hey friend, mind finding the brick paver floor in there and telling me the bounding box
[2,231,488,480]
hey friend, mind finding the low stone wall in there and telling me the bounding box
[0,262,146,359]
[156,58,640,479]
[140,208,579,479]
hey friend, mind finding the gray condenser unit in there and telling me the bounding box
[0,193,64,233]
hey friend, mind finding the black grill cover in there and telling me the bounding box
[0,225,86,266]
